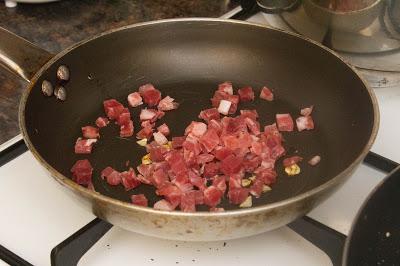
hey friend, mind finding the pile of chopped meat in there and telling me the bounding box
[71,82,320,212]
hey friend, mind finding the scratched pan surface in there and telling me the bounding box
[22,19,376,211]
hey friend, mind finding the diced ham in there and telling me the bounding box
[136,164,154,184]
[151,169,169,187]
[194,190,204,205]
[71,159,93,186]
[101,167,121,186]
[296,116,315,131]
[158,96,179,111]
[116,108,131,126]
[180,191,196,212]
[276,113,294,132]
[172,136,185,149]
[120,120,134,137]
[74,138,97,154]
[156,184,181,208]
[199,108,220,123]
[154,199,174,211]
[217,99,231,115]
[203,186,223,207]
[141,120,155,129]
[249,178,264,198]
[82,126,99,139]
[127,92,143,107]
[308,155,321,166]
[140,109,158,121]
[146,141,168,162]
[208,119,222,135]
[165,150,188,176]
[153,131,168,145]
[228,188,249,204]
[227,95,240,114]
[131,194,148,207]
[189,174,207,191]
[213,146,233,161]
[157,123,170,136]
[240,109,259,120]
[203,162,220,178]
[199,128,219,152]
[103,99,125,120]
[142,87,161,107]
[218,81,233,95]
[121,168,141,190]
[197,153,215,165]
[220,154,243,175]
[245,117,260,136]
[184,121,207,137]
[212,175,227,194]
[283,156,303,167]
[260,86,274,101]
[301,106,313,116]
[238,86,254,102]
[136,126,153,140]
[138,83,156,94]
[95,117,109,128]
[264,123,281,137]
[255,167,277,185]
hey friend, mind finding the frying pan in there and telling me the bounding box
[343,165,400,265]
[0,18,378,241]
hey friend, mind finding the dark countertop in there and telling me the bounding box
[0,0,238,145]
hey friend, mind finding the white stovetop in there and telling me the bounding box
[0,11,399,266]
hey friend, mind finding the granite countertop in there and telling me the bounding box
[0,0,238,145]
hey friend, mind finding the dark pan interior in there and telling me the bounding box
[23,20,375,210]
[345,167,400,265]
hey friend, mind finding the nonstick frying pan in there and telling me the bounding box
[343,165,400,265]
[0,18,378,241]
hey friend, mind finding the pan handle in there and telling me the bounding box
[0,27,53,82]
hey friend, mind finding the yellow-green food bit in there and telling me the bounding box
[241,179,252,187]
[141,154,152,165]
[136,138,147,147]
[248,175,256,181]
[239,196,253,208]
[262,185,272,193]
[285,164,301,176]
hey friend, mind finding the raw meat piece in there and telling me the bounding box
[308,155,321,166]
[116,108,131,126]
[259,86,273,101]
[103,99,124,120]
[154,199,174,211]
[95,117,109,128]
[228,188,249,204]
[276,113,294,132]
[136,126,153,140]
[238,86,254,102]
[82,126,99,139]
[158,96,179,111]
[203,186,223,207]
[199,108,220,122]
[140,109,158,121]
[131,194,148,207]
[199,128,219,152]
[296,116,314,131]
[71,159,93,186]
[120,120,134,137]
[74,138,97,154]
[283,156,303,167]
[101,167,121,186]
[218,100,231,115]
[153,131,168,145]
[180,191,196,212]
[300,106,313,116]
[127,92,143,107]
[157,123,170,136]
[121,169,141,190]
[218,81,233,95]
